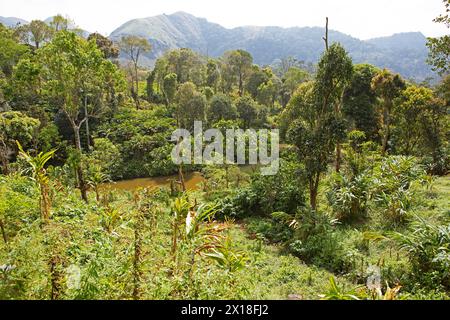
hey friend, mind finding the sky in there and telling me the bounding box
[0,0,448,39]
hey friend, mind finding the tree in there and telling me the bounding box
[38,31,125,202]
[163,73,178,107]
[392,85,435,155]
[0,111,40,174]
[16,20,52,49]
[207,93,237,125]
[49,15,71,32]
[0,24,29,77]
[236,96,259,128]
[88,33,119,59]
[176,82,206,130]
[280,67,310,107]
[119,35,151,109]
[223,50,253,96]
[246,66,270,99]
[206,59,220,91]
[314,43,353,172]
[284,82,346,210]
[165,48,205,85]
[343,64,380,141]
[427,0,450,75]
[273,56,304,77]
[257,79,280,108]
[371,69,406,155]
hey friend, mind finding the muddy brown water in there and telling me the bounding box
[101,171,205,191]
[101,165,258,192]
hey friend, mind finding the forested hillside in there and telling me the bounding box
[110,11,434,81]
[1,11,435,81]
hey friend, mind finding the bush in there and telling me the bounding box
[327,173,370,222]
[392,220,450,291]
[372,156,425,224]
[218,157,306,218]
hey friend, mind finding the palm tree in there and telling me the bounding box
[17,141,56,223]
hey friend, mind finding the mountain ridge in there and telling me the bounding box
[109,12,433,81]
[1,12,435,80]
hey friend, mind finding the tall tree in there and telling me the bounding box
[49,15,70,32]
[16,20,52,49]
[284,82,346,210]
[223,50,253,96]
[207,93,237,125]
[0,111,40,174]
[119,36,151,109]
[371,69,406,155]
[39,31,125,202]
[315,43,353,172]
[343,64,380,141]
[427,0,450,75]
[0,24,29,78]
[163,73,178,107]
[175,82,206,130]
[88,33,119,59]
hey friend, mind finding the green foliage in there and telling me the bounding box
[219,156,306,218]
[343,64,380,141]
[372,156,425,224]
[427,0,450,75]
[320,276,361,300]
[391,219,450,290]
[207,93,237,125]
[327,173,371,222]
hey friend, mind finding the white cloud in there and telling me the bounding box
[0,0,448,39]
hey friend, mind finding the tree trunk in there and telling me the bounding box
[323,17,329,51]
[83,95,91,150]
[40,182,51,222]
[0,153,8,175]
[134,62,140,110]
[309,175,319,211]
[0,141,9,175]
[73,127,88,203]
[238,72,243,97]
[0,218,7,245]
[381,102,391,156]
[335,142,341,173]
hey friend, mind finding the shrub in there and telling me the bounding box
[392,220,450,290]
[327,173,370,222]
[372,156,425,224]
[218,157,306,218]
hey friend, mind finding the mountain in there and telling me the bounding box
[0,16,28,27]
[0,16,89,37]
[110,12,434,81]
[1,12,435,81]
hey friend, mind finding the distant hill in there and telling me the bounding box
[0,16,28,27]
[1,12,436,81]
[110,12,435,81]
[0,16,89,37]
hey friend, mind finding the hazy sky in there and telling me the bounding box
[1,0,448,39]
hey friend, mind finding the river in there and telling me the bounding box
[101,171,205,191]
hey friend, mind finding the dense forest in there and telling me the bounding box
[0,1,449,300]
